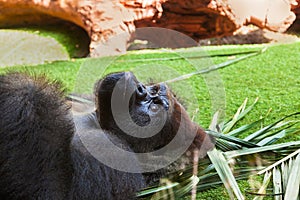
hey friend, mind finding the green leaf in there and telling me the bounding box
[284,153,300,200]
[164,48,267,83]
[255,120,299,141]
[207,130,258,148]
[208,148,244,200]
[273,167,282,200]
[0,30,69,67]
[256,128,299,146]
[244,112,300,142]
[226,117,264,137]
[222,98,259,134]
[253,171,272,200]
[225,141,300,159]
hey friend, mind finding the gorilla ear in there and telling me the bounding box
[94,72,127,130]
[94,72,140,130]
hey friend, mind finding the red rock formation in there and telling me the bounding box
[0,0,297,56]
[290,0,300,31]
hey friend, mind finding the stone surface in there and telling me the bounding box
[289,0,300,31]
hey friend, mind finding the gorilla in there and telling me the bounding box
[0,71,214,199]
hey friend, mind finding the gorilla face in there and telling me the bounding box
[96,72,171,129]
[131,78,171,129]
[135,82,170,119]
[95,72,176,152]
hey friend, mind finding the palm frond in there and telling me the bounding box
[137,175,199,199]
[164,48,267,83]
[248,149,300,200]
[244,112,300,142]
[207,148,244,200]
[221,98,259,134]
[251,149,300,200]
[253,171,272,200]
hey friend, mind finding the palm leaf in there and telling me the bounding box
[253,171,272,200]
[256,127,299,146]
[224,141,300,159]
[164,48,267,83]
[273,167,282,200]
[226,117,265,137]
[207,148,244,200]
[284,153,300,200]
[244,112,300,142]
[137,175,199,199]
[222,98,259,134]
[251,149,300,200]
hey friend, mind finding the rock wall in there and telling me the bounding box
[0,0,298,56]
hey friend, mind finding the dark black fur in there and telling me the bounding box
[95,72,174,153]
[0,73,144,200]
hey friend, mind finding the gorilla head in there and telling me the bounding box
[95,72,169,128]
[94,72,214,155]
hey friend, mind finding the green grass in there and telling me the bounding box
[217,44,300,140]
[12,22,90,58]
[2,42,299,128]
[1,41,299,199]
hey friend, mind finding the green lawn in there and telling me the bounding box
[1,35,299,199]
[2,42,299,129]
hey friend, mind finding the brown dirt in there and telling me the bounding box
[128,25,300,50]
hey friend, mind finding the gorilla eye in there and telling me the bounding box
[150,104,159,112]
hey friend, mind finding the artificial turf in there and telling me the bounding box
[2,42,299,130]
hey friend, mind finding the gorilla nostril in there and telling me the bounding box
[136,83,147,98]
[153,97,169,111]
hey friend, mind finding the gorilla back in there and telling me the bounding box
[0,73,144,200]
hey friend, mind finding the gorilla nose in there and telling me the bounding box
[136,83,147,99]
